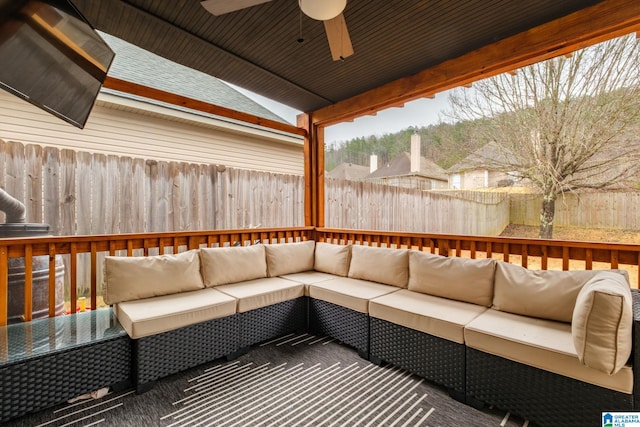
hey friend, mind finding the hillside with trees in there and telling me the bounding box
[325,119,486,172]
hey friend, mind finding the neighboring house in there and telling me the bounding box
[366,135,448,190]
[326,163,370,180]
[0,33,304,175]
[446,141,519,190]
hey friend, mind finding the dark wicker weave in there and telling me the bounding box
[309,298,369,357]
[134,314,238,392]
[239,297,308,347]
[370,317,465,394]
[465,290,640,427]
[0,335,130,423]
[466,347,631,427]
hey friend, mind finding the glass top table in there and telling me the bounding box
[0,308,127,366]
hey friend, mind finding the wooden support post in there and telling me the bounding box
[316,126,325,228]
[299,113,324,228]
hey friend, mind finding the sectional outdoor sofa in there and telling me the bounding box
[103,240,639,427]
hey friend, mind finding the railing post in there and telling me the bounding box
[48,244,56,318]
[24,245,33,322]
[437,239,449,257]
[0,245,7,326]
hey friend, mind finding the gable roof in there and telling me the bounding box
[368,152,448,181]
[99,33,288,124]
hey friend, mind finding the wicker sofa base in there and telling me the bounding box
[239,297,308,347]
[133,314,239,392]
[466,347,632,427]
[309,298,369,358]
[370,317,465,395]
[0,335,130,423]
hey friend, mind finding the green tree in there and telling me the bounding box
[446,34,640,238]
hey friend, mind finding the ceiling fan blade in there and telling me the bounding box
[323,13,354,61]
[201,0,272,16]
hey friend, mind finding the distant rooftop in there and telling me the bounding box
[99,32,289,125]
[368,152,448,181]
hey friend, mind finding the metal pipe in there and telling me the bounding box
[0,188,25,223]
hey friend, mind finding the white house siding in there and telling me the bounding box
[449,170,514,189]
[0,91,304,175]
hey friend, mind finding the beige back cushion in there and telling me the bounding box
[348,245,409,288]
[104,250,204,305]
[493,262,604,323]
[408,251,496,306]
[314,242,351,276]
[572,272,632,375]
[200,244,267,287]
[265,240,315,277]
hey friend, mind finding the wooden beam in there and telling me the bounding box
[316,125,325,228]
[311,0,640,126]
[298,112,325,228]
[102,76,307,137]
[299,113,314,227]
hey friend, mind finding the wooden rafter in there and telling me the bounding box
[102,77,306,137]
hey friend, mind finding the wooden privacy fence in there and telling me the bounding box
[0,139,305,234]
[510,191,640,230]
[325,178,510,235]
[0,139,305,297]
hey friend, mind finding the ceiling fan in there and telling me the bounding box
[201,0,354,61]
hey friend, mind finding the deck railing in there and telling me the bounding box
[1,226,639,326]
[316,227,640,285]
[0,227,315,326]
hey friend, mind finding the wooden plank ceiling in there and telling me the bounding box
[73,0,638,123]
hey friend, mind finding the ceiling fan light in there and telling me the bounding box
[299,0,346,21]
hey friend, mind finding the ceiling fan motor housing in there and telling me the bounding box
[298,0,346,21]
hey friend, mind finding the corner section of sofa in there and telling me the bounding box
[463,283,639,427]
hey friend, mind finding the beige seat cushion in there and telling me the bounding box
[465,309,633,394]
[200,244,267,287]
[314,242,351,276]
[104,250,204,305]
[370,289,487,344]
[309,277,399,313]
[572,272,633,375]
[265,241,315,277]
[408,251,496,306]
[114,288,236,339]
[216,277,304,313]
[280,271,340,296]
[348,245,409,288]
[492,262,605,322]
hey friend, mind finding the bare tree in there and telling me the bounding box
[447,34,640,238]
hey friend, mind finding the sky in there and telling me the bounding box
[229,84,453,146]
